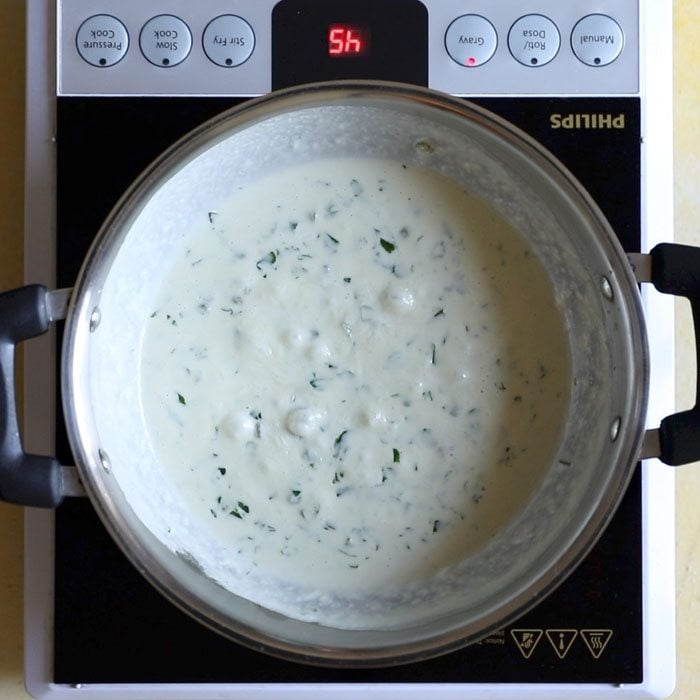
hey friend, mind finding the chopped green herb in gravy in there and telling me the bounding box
[139,158,571,595]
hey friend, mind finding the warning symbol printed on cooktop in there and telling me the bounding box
[510,629,543,659]
[545,629,578,659]
[581,629,613,659]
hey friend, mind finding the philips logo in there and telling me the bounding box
[550,113,625,129]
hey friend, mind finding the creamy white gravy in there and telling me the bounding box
[139,158,571,598]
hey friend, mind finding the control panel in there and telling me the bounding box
[58,0,638,96]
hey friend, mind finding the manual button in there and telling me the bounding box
[139,14,192,67]
[445,15,497,67]
[571,14,624,67]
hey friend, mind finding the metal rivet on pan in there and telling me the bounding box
[610,416,621,442]
[89,306,101,331]
[601,276,614,301]
[98,448,111,473]
[414,138,435,154]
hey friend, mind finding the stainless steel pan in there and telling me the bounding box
[1,81,696,666]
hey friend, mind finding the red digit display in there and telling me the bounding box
[328,24,370,57]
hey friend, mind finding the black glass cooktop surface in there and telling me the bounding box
[52,91,642,686]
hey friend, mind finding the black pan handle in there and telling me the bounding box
[649,243,700,465]
[0,284,64,507]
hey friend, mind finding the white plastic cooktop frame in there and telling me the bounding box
[22,0,675,697]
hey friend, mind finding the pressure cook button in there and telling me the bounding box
[139,15,192,67]
[508,14,560,67]
[445,15,498,67]
[202,15,255,67]
[571,14,624,66]
[76,14,129,67]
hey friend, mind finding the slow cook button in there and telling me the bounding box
[571,14,624,66]
[139,14,192,67]
[508,14,560,67]
[76,14,129,67]
[445,15,498,67]
[202,15,255,67]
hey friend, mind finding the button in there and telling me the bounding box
[445,15,498,67]
[508,15,560,67]
[139,15,192,67]
[76,15,129,67]
[571,14,624,67]
[202,15,255,67]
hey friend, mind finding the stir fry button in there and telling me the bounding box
[202,15,255,68]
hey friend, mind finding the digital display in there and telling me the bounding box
[327,24,370,57]
[272,0,428,89]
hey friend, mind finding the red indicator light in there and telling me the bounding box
[328,24,370,57]
[466,56,477,66]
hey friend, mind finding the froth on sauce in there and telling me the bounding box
[139,158,571,597]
